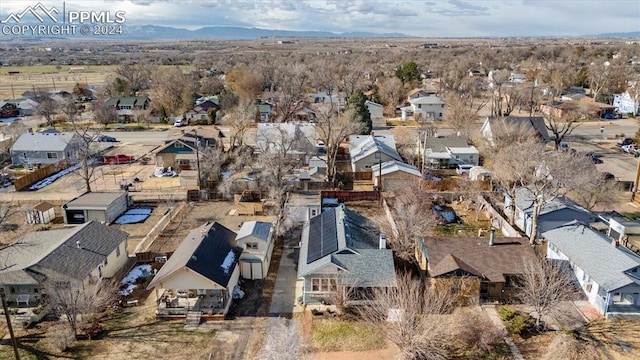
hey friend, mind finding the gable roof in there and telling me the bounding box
[426,135,471,152]
[513,187,592,218]
[422,237,534,282]
[349,135,402,163]
[371,160,421,177]
[409,96,445,106]
[11,132,80,152]
[237,221,272,242]
[298,206,396,287]
[36,221,128,280]
[256,123,316,154]
[542,222,640,292]
[482,116,550,143]
[156,138,197,154]
[106,96,150,108]
[147,222,242,289]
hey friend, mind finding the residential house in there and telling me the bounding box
[0,102,18,118]
[297,206,397,304]
[400,95,446,121]
[2,98,39,116]
[540,100,616,119]
[236,221,274,280]
[468,70,485,78]
[146,222,242,320]
[10,131,83,167]
[593,211,640,256]
[155,139,198,171]
[253,102,273,122]
[504,187,597,238]
[62,191,129,225]
[406,88,436,101]
[0,221,129,305]
[417,235,535,302]
[291,101,316,123]
[255,123,315,157]
[106,96,151,120]
[309,91,347,107]
[543,222,640,317]
[371,160,422,191]
[184,107,209,122]
[365,100,385,128]
[349,135,402,172]
[285,191,322,224]
[614,91,639,115]
[417,135,480,169]
[480,116,550,146]
[508,73,527,84]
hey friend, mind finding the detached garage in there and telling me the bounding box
[236,221,273,280]
[63,191,129,225]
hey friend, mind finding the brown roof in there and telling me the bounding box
[34,202,55,212]
[423,237,535,282]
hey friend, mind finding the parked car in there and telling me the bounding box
[103,154,135,164]
[174,119,185,127]
[621,144,637,154]
[617,138,635,147]
[97,135,118,142]
[559,142,570,152]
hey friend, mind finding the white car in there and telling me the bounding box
[174,119,185,127]
[455,164,474,175]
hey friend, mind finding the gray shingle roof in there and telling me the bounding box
[349,135,402,163]
[147,222,242,289]
[298,207,396,287]
[542,222,640,292]
[371,160,422,177]
[514,187,591,217]
[64,191,126,210]
[36,221,128,280]
[11,132,80,152]
[483,116,550,142]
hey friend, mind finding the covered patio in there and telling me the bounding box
[155,288,230,318]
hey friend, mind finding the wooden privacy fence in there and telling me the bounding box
[14,161,67,191]
[341,172,373,181]
[321,190,380,202]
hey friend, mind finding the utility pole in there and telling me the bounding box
[194,129,202,191]
[0,288,20,359]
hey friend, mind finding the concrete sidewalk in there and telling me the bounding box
[482,305,524,360]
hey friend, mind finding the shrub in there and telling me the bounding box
[311,308,323,316]
[497,306,533,335]
[47,323,76,352]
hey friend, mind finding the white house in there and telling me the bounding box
[400,96,446,121]
[371,160,422,191]
[508,73,526,84]
[349,135,402,172]
[236,221,274,280]
[365,100,385,128]
[285,191,322,224]
[417,135,479,169]
[10,132,83,167]
[614,91,639,116]
[543,222,640,318]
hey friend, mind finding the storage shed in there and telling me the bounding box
[236,221,273,280]
[26,202,56,224]
[62,191,129,224]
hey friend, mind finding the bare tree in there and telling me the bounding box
[92,99,119,127]
[273,63,310,122]
[357,272,454,360]
[258,318,305,360]
[46,279,119,337]
[226,67,263,101]
[38,96,59,128]
[223,99,254,148]
[198,145,226,187]
[377,76,404,115]
[379,184,439,271]
[150,66,193,116]
[66,116,99,192]
[315,106,364,182]
[572,170,621,210]
[544,110,586,151]
[517,257,578,329]
[200,76,225,96]
[444,93,484,141]
[110,63,152,96]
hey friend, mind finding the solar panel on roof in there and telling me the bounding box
[307,208,338,264]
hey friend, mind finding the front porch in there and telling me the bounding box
[607,304,640,319]
[155,289,230,320]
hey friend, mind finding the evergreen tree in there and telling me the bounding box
[395,61,420,84]
[348,90,372,135]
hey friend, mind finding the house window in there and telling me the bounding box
[583,273,590,282]
[364,165,371,169]
[98,265,102,278]
[439,113,443,117]
[246,242,259,250]
[175,142,183,148]
[116,245,121,258]
[47,152,58,159]
[311,209,318,217]
[104,257,108,266]
[10,287,16,294]
[22,153,27,159]
[613,292,622,302]
[178,159,191,166]
[33,288,38,293]
[311,278,337,292]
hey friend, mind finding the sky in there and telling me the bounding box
[0,0,638,37]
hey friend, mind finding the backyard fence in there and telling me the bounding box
[321,190,380,202]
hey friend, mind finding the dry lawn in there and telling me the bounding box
[584,319,640,360]
[309,318,386,352]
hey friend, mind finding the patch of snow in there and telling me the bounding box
[114,208,153,224]
[119,264,152,296]
[29,163,82,190]
[220,250,236,275]
[440,211,456,223]
[221,171,234,179]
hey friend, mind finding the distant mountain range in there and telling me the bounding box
[586,31,640,38]
[120,25,411,40]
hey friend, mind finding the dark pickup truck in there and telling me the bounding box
[104,154,135,164]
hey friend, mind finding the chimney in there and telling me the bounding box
[76,240,81,249]
[489,227,495,247]
[379,233,387,249]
